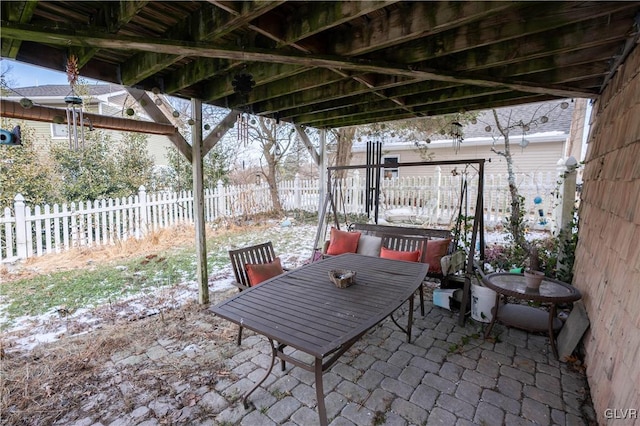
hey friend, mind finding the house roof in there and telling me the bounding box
[7,84,124,98]
[351,99,575,151]
[461,99,575,140]
[2,1,638,129]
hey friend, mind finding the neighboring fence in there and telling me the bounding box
[0,170,559,262]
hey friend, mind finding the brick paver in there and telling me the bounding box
[58,293,596,425]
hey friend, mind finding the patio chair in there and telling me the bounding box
[228,241,287,345]
[380,234,428,316]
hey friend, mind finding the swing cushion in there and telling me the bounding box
[424,238,451,274]
[380,247,421,262]
[246,258,284,286]
[356,235,382,257]
[326,228,361,255]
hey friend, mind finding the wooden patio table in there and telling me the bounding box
[211,253,429,426]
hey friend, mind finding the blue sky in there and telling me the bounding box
[2,59,101,88]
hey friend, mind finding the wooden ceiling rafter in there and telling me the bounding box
[2,1,639,129]
[1,21,598,97]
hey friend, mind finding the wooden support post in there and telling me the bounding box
[191,98,208,305]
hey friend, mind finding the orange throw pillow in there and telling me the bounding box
[326,228,361,255]
[380,246,421,262]
[246,257,284,286]
[424,238,451,274]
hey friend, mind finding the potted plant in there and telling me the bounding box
[524,245,544,290]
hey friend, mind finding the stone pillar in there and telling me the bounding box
[554,156,578,273]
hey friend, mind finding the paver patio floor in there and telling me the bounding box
[37,289,595,426]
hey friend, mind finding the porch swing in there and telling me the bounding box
[312,141,487,325]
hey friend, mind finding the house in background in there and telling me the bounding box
[2,84,175,165]
[349,99,587,181]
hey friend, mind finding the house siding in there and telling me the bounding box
[6,117,173,166]
[350,140,564,180]
[576,44,640,423]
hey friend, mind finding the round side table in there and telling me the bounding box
[481,272,581,358]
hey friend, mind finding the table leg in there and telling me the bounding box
[315,357,328,426]
[407,295,414,343]
[548,304,559,359]
[243,338,277,409]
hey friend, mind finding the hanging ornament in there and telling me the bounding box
[66,54,79,88]
[232,72,255,147]
[540,115,549,123]
[237,112,249,146]
[485,125,492,132]
[64,95,84,149]
[450,121,463,153]
[172,110,180,118]
[204,124,211,130]
[19,98,33,109]
[560,101,569,109]
[520,129,529,149]
[188,118,195,126]
[125,108,135,116]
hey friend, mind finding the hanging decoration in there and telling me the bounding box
[0,126,22,146]
[232,72,255,147]
[237,112,249,146]
[64,54,87,150]
[450,121,463,153]
[520,123,529,150]
[534,195,547,225]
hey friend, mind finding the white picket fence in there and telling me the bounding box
[0,171,558,262]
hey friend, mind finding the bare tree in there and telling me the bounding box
[487,101,571,261]
[331,127,356,179]
[253,116,297,213]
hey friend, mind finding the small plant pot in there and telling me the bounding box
[524,270,545,290]
[329,269,356,288]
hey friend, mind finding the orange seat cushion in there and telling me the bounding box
[326,228,361,255]
[380,246,421,262]
[424,238,451,274]
[246,257,284,286]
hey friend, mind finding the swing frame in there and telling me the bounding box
[316,157,487,326]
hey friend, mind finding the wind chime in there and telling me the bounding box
[450,121,463,153]
[64,54,85,150]
[232,73,255,146]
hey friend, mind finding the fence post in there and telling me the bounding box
[14,194,28,259]
[217,179,225,216]
[294,173,301,209]
[138,185,148,237]
[435,166,442,221]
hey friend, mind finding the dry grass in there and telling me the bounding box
[1,298,240,425]
[0,219,274,284]
[0,218,289,425]
[0,225,196,283]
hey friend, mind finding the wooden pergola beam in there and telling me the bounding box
[125,88,192,162]
[0,99,179,136]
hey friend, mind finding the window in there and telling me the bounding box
[383,156,399,179]
[51,123,69,139]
